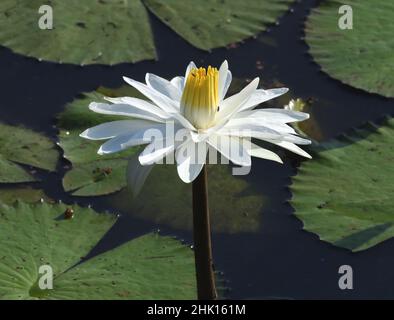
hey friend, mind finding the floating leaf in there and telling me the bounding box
[109,164,267,234]
[57,87,141,196]
[305,0,394,97]
[0,187,49,205]
[0,0,294,65]
[291,117,394,251]
[144,0,294,51]
[0,201,196,299]
[0,0,155,65]
[0,123,59,183]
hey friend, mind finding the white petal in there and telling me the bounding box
[216,78,259,124]
[224,117,297,135]
[80,120,155,141]
[247,143,283,164]
[123,76,178,113]
[98,133,147,155]
[234,108,309,123]
[239,88,289,112]
[146,73,182,102]
[274,141,312,159]
[185,61,197,79]
[170,112,196,131]
[222,70,232,101]
[175,139,207,183]
[104,96,170,119]
[89,102,165,123]
[171,76,185,92]
[219,120,311,145]
[218,60,232,101]
[218,122,284,141]
[139,139,175,165]
[255,132,311,145]
[98,123,168,155]
[207,134,251,166]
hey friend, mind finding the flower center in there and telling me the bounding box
[180,66,219,129]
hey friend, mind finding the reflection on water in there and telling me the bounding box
[107,164,266,234]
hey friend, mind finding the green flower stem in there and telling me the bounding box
[192,165,217,300]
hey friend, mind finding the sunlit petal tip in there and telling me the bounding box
[271,87,289,95]
[145,72,154,84]
[304,152,313,159]
[137,154,150,166]
[188,61,197,68]
[122,76,133,86]
[248,77,260,91]
[176,164,204,184]
[177,172,193,184]
[185,61,197,75]
[219,60,229,70]
[79,130,89,139]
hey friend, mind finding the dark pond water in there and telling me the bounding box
[1,0,393,299]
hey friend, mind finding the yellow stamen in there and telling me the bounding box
[180,66,219,129]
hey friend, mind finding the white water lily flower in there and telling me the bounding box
[80,61,311,183]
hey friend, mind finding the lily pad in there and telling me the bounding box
[0,0,155,65]
[57,87,142,196]
[291,117,394,251]
[0,0,294,65]
[305,0,394,97]
[0,187,50,205]
[144,0,294,51]
[0,123,59,183]
[108,164,267,234]
[0,201,196,299]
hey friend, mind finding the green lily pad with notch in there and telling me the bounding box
[108,164,267,234]
[0,0,294,65]
[144,0,294,51]
[0,123,59,183]
[57,86,143,196]
[291,117,394,252]
[305,0,394,97]
[0,201,196,299]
